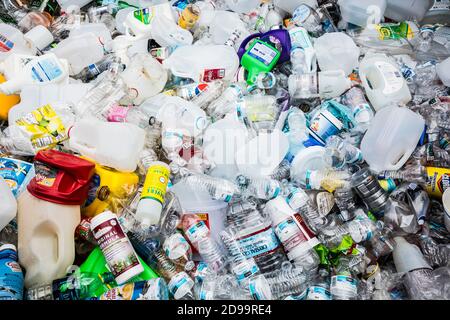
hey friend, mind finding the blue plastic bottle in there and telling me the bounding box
[0,244,24,300]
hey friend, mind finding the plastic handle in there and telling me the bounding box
[390,150,410,170]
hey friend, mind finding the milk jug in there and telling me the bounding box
[18,150,95,288]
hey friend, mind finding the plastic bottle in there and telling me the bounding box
[341,86,374,127]
[333,185,358,222]
[0,244,23,300]
[182,173,238,202]
[274,0,319,14]
[26,271,115,300]
[197,273,250,300]
[241,39,281,84]
[306,269,331,300]
[0,53,69,94]
[351,168,388,218]
[324,135,364,169]
[90,210,144,285]
[235,174,281,200]
[135,161,170,228]
[266,196,320,275]
[358,53,412,111]
[225,199,288,273]
[87,278,169,300]
[436,57,450,86]
[18,150,95,288]
[330,256,358,300]
[263,262,309,300]
[68,119,146,173]
[0,177,17,231]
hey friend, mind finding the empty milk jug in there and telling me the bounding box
[361,105,425,172]
[359,53,412,111]
[18,150,95,288]
[68,119,146,172]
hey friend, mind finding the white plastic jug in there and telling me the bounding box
[338,0,386,27]
[150,14,194,48]
[162,45,239,83]
[18,189,80,288]
[209,11,251,46]
[437,57,450,87]
[313,32,360,76]
[273,0,318,13]
[224,0,261,13]
[359,53,411,111]
[119,53,168,105]
[361,105,425,172]
[69,23,113,47]
[0,177,16,231]
[385,0,433,22]
[8,83,92,124]
[52,33,105,75]
[68,119,146,172]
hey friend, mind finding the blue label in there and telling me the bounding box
[31,58,63,82]
[0,248,23,300]
[0,158,33,197]
[308,111,342,144]
[238,227,281,259]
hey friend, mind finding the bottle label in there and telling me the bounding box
[33,160,58,187]
[374,61,404,95]
[375,22,414,40]
[330,275,357,297]
[292,5,311,24]
[75,217,94,243]
[201,69,225,82]
[247,41,278,66]
[232,260,260,283]
[15,104,68,153]
[0,248,23,300]
[0,34,14,52]
[0,157,33,197]
[178,83,209,100]
[316,191,335,217]
[288,27,313,50]
[163,232,191,261]
[293,213,320,247]
[134,8,154,25]
[30,58,63,82]
[91,216,141,279]
[308,110,342,145]
[237,226,281,259]
[185,220,210,244]
[168,272,193,298]
[284,289,308,300]
[92,281,154,300]
[306,286,331,300]
[426,167,450,197]
[140,164,170,205]
[274,218,309,257]
[248,277,271,300]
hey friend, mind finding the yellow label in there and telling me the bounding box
[15,104,67,152]
[141,164,170,204]
[426,166,450,198]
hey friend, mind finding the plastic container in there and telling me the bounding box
[162,45,240,83]
[56,0,94,10]
[224,0,260,13]
[0,53,70,95]
[150,14,194,48]
[17,150,95,288]
[68,119,146,173]
[360,105,425,172]
[0,73,20,121]
[0,157,34,198]
[0,177,17,231]
[313,32,360,76]
[90,210,144,285]
[241,39,281,84]
[339,0,386,27]
[436,57,450,87]
[442,188,450,232]
[273,0,319,13]
[392,237,432,273]
[290,146,330,184]
[359,53,412,111]
[209,11,251,46]
[8,83,92,124]
[384,0,433,22]
[0,244,24,300]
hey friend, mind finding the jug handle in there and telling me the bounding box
[391,152,411,170]
[69,136,97,156]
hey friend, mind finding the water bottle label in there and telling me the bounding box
[0,157,33,197]
[163,233,191,261]
[0,248,23,300]
[140,164,170,205]
[237,226,281,259]
[168,272,193,298]
[199,289,213,300]
[232,260,259,283]
[31,58,63,82]
[330,275,357,297]
[284,289,308,300]
[292,5,311,24]
[288,27,313,50]
[185,221,210,244]
[375,61,404,95]
[247,41,278,66]
[306,286,331,300]
[0,34,14,52]
[308,110,342,144]
[274,218,310,257]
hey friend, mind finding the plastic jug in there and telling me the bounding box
[0,53,70,95]
[69,23,113,47]
[18,150,95,288]
[209,10,250,46]
[273,0,319,13]
[224,0,260,13]
[0,177,16,231]
[385,0,433,22]
[8,83,92,124]
[436,57,450,87]
[359,53,411,111]
[51,33,105,76]
[68,119,146,173]
[313,32,360,76]
[0,73,20,121]
[119,53,168,105]
[241,39,281,84]
[150,14,194,48]
[162,45,240,83]
[339,0,386,27]
[361,105,425,172]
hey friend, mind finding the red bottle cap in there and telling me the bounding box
[27,150,95,205]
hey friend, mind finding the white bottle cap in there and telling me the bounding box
[24,25,54,51]
[266,196,295,226]
[392,237,431,274]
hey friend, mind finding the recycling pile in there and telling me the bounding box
[0,0,449,301]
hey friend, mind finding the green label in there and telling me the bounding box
[376,22,413,40]
[134,8,154,25]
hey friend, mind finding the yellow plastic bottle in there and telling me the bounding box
[0,74,20,120]
[425,166,450,198]
[81,160,139,217]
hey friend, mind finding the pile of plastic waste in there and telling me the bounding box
[0,0,449,301]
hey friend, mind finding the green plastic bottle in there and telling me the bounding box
[241,39,281,85]
[79,247,159,297]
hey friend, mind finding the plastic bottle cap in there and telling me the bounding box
[0,243,17,252]
[24,25,54,51]
[392,237,431,274]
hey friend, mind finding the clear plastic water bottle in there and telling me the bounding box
[235,174,282,200]
[182,173,239,202]
[263,262,309,300]
[330,256,359,300]
[324,135,364,169]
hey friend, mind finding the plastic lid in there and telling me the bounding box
[0,243,17,252]
[392,237,431,273]
[27,150,95,205]
[24,25,54,51]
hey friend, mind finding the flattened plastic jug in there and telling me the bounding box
[361,105,425,172]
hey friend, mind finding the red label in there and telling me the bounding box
[201,68,225,82]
